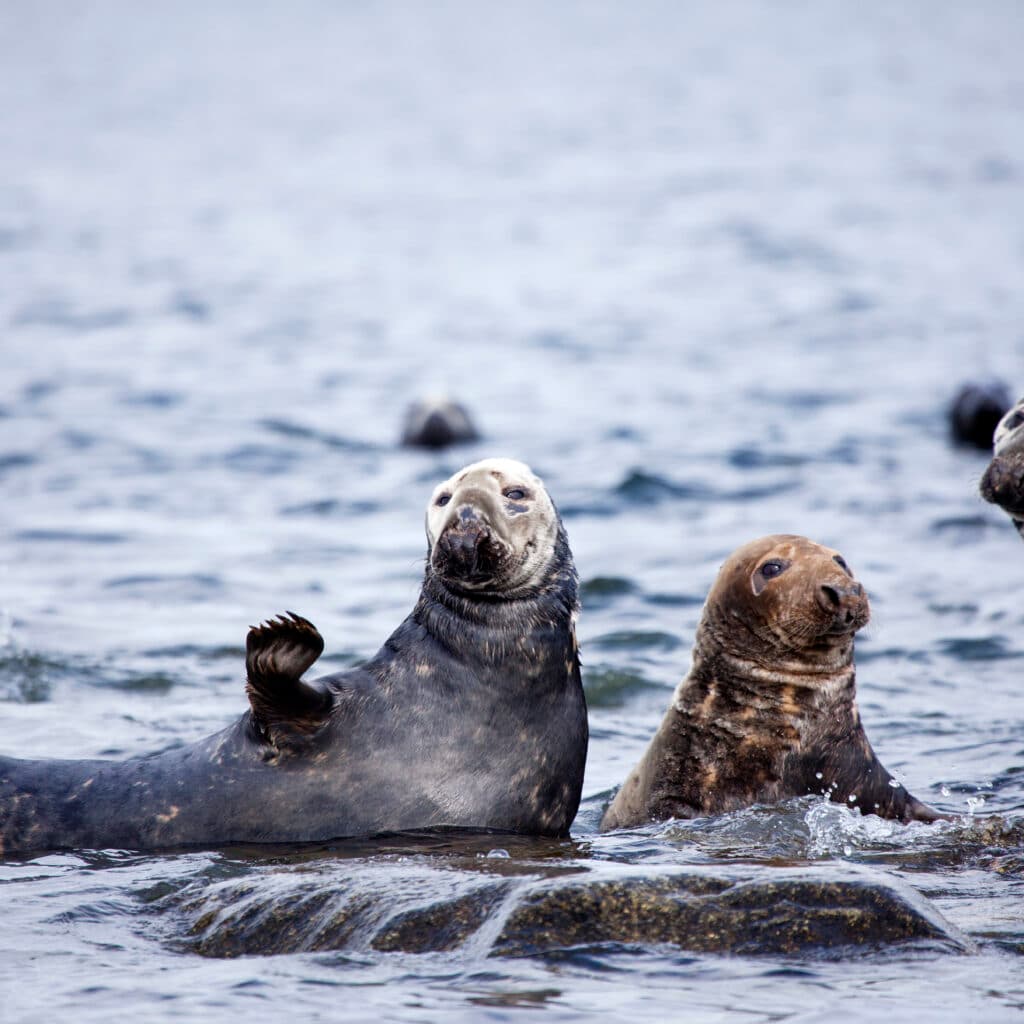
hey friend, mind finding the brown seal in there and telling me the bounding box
[980,395,1024,540]
[601,535,943,830]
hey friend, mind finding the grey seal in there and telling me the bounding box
[401,397,480,449]
[601,535,942,831]
[0,458,587,854]
[980,395,1024,539]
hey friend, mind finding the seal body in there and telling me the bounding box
[1,459,587,854]
[980,395,1024,539]
[401,397,480,449]
[601,535,941,831]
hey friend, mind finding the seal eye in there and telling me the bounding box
[436,494,451,507]
[1006,410,1024,432]
[504,488,527,501]
[760,561,784,579]
[833,554,851,575]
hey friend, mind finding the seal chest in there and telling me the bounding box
[0,458,587,853]
[600,534,943,831]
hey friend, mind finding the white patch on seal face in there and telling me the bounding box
[425,457,559,591]
[994,396,1024,456]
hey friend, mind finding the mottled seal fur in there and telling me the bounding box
[0,458,587,854]
[401,397,480,449]
[980,395,1024,539]
[601,535,942,831]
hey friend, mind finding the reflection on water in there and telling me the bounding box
[2,0,1024,1021]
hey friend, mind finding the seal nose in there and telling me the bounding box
[819,582,866,625]
[980,455,1024,514]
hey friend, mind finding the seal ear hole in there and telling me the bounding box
[436,494,451,507]
[833,554,852,576]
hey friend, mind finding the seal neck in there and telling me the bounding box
[688,605,858,721]
[410,524,579,665]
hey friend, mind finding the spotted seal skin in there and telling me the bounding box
[0,458,587,855]
[401,397,480,449]
[980,395,1024,540]
[601,535,942,831]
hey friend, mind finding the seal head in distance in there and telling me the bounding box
[0,458,587,854]
[980,395,1024,540]
[600,535,943,831]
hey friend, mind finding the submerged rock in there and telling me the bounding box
[168,859,970,959]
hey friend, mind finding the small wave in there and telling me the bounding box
[614,470,711,505]
[14,529,127,544]
[583,667,665,708]
[580,577,637,609]
[589,630,682,652]
[727,447,810,470]
[937,637,1024,662]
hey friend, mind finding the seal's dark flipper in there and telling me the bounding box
[245,612,332,745]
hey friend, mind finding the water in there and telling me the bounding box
[2,1,1024,1019]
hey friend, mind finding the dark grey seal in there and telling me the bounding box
[601,535,943,831]
[400,396,480,449]
[0,458,587,854]
[949,381,1011,450]
[980,395,1024,539]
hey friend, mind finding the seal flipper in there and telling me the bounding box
[245,612,332,747]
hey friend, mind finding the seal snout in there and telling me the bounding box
[818,580,869,632]
[980,453,1024,515]
[433,504,509,584]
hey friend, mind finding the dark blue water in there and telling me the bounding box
[2,2,1024,1020]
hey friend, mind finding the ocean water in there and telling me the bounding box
[1,2,1023,1020]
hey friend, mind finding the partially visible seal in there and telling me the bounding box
[0,458,587,853]
[401,397,480,449]
[601,535,942,831]
[980,395,1024,539]
[949,381,1011,450]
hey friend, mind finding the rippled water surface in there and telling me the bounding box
[2,2,1024,1021]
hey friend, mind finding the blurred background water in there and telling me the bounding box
[2,1,1024,1020]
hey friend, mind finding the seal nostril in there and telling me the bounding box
[820,584,840,607]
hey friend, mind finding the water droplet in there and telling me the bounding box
[815,772,823,780]
[888,779,901,788]
[965,796,986,815]
[848,794,857,802]
[486,848,511,859]
[843,844,852,857]
[941,785,950,797]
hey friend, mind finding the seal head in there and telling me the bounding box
[601,535,942,830]
[427,458,558,596]
[980,396,1024,539]
[401,397,480,449]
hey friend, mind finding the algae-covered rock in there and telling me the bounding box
[493,866,970,957]
[169,859,970,959]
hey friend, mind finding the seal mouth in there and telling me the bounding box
[980,453,1024,516]
[431,518,512,588]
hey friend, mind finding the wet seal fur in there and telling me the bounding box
[601,535,942,831]
[980,395,1024,540]
[0,458,587,854]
